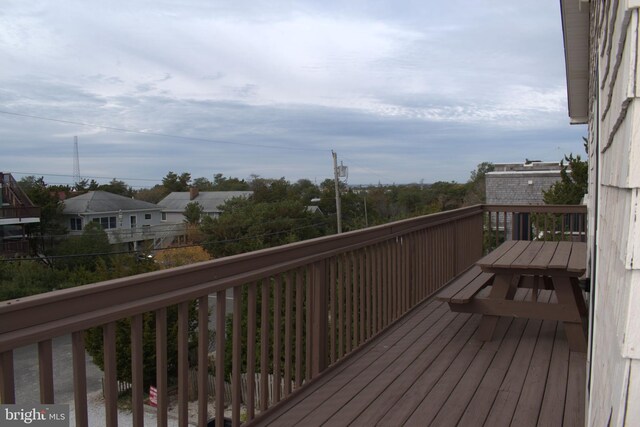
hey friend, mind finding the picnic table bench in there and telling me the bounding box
[436,240,588,352]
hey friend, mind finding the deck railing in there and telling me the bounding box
[0,204,584,426]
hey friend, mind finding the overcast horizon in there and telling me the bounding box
[1,0,586,188]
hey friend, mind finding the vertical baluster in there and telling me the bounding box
[104,322,118,427]
[247,284,257,419]
[156,309,168,427]
[345,253,352,354]
[329,258,336,364]
[215,290,226,424]
[273,276,282,403]
[131,315,144,427]
[337,255,344,358]
[261,281,270,410]
[232,287,242,426]
[359,250,366,344]
[305,267,312,382]
[295,271,303,389]
[177,302,189,427]
[0,350,15,404]
[365,247,372,340]
[198,297,209,426]
[38,339,54,403]
[72,332,88,427]
[284,272,293,396]
[376,243,382,332]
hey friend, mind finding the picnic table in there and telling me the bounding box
[437,240,588,352]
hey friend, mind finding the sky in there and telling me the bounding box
[0,0,587,188]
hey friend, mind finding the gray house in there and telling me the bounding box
[485,161,562,206]
[157,188,253,223]
[63,191,165,250]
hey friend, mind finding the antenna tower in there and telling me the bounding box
[73,136,82,185]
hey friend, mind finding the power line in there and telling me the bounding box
[0,109,328,153]
[1,222,328,262]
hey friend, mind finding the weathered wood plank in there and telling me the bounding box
[335,311,471,426]
[537,323,570,426]
[435,265,484,302]
[262,298,446,426]
[529,241,558,269]
[450,272,494,303]
[511,241,544,269]
[567,242,587,274]
[475,241,518,270]
[549,241,573,269]
[492,240,531,269]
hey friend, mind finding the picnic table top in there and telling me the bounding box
[476,240,586,276]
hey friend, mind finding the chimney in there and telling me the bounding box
[189,187,199,200]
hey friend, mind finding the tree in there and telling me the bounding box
[183,201,205,225]
[162,171,191,192]
[53,222,113,270]
[543,154,588,204]
[18,176,67,251]
[154,246,212,269]
[212,174,250,191]
[98,178,133,197]
[134,185,169,204]
[200,197,327,258]
[84,303,199,390]
[192,177,215,191]
[464,162,495,205]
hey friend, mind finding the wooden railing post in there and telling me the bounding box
[310,260,328,377]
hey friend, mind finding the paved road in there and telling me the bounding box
[13,334,103,405]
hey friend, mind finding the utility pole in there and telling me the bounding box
[332,150,343,234]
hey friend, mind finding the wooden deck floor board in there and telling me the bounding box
[482,291,553,427]
[264,299,448,426]
[330,310,470,426]
[248,289,586,427]
[537,323,570,426]
[300,312,472,427]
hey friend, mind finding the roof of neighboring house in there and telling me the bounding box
[63,191,161,215]
[157,191,253,213]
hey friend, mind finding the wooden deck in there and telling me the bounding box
[249,288,586,426]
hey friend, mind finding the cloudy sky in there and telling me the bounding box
[1,0,586,187]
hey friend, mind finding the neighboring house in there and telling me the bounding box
[485,161,562,206]
[63,191,165,250]
[561,1,640,425]
[0,172,40,256]
[157,188,253,223]
[485,161,563,238]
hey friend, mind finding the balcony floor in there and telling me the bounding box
[250,288,586,426]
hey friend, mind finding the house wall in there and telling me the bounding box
[587,1,640,425]
[66,210,163,244]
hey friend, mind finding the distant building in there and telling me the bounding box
[0,172,40,256]
[485,161,563,240]
[157,188,253,223]
[485,161,562,206]
[63,191,167,250]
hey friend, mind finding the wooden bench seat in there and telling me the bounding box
[436,265,495,304]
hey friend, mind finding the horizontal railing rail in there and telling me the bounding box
[0,206,41,220]
[0,203,583,426]
[482,204,587,251]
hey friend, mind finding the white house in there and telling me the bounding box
[63,191,167,250]
[561,0,640,424]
